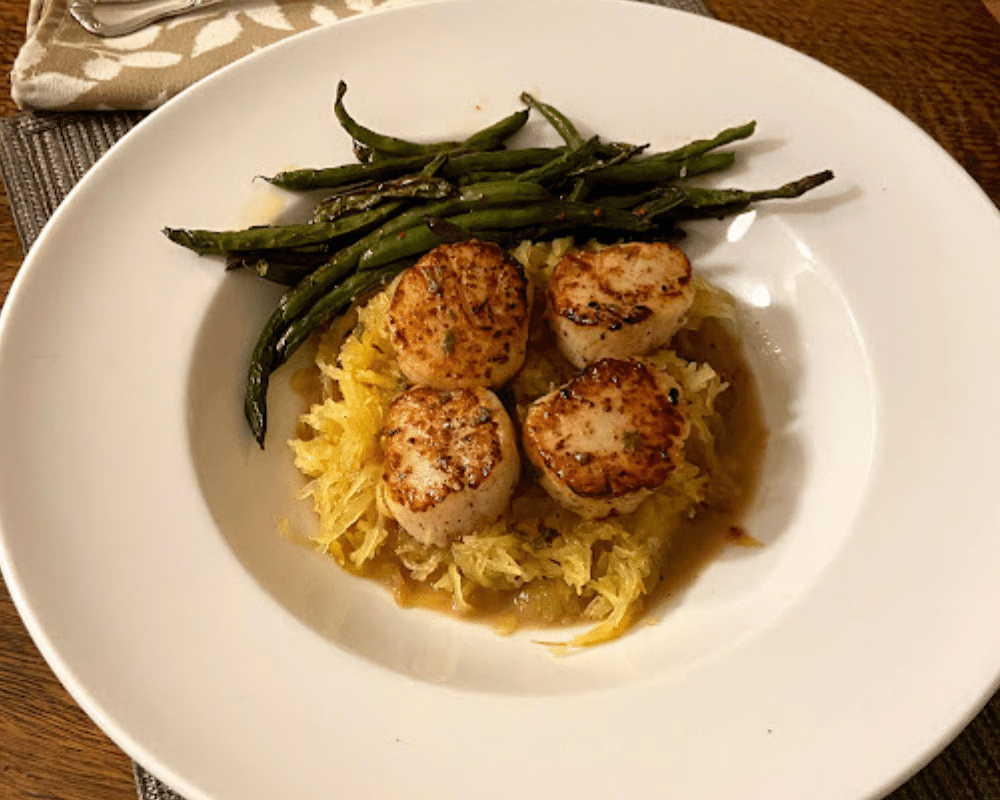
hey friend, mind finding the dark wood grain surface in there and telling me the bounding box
[0,1,998,798]
[0,1,138,793]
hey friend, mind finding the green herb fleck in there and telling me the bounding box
[425,265,443,294]
[442,328,456,355]
[621,431,642,451]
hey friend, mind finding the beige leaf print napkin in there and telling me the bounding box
[10,0,422,111]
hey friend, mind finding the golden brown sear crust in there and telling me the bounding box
[384,386,505,512]
[522,358,690,517]
[388,241,530,389]
[382,386,520,547]
[547,242,695,368]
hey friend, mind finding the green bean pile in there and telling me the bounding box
[164,82,834,447]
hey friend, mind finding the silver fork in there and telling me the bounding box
[69,0,230,37]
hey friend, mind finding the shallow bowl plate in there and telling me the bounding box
[1,1,1000,798]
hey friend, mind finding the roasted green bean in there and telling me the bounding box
[442,147,565,176]
[357,200,657,269]
[334,80,529,157]
[586,151,736,187]
[269,147,567,192]
[518,136,601,185]
[163,201,405,256]
[642,169,836,220]
[520,91,585,148]
[166,86,835,446]
[274,259,414,361]
[645,121,756,163]
[266,154,434,191]
[243,180,552,443]
[311,176,456,222]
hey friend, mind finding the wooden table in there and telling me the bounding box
[0,1,998,798]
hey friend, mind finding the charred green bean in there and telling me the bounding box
[163,201,405,256]
[586,151,736,187]
[243,179,552,443]
[335,80,529,157]
[311,176,456,222]
[266,154,433,191]
[358,201,657,270]
[274,259,413,362]
[645,121,756,162]
[643,169,836,220]
[166,86,835,447]
[520,91,585,148]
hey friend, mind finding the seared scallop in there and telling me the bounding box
[383,385,520,547]
[522,358,690,519]
[547,242,695,369]
[388,241,530,389]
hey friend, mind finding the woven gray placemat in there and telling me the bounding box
[1,1,998,799]
[0,111,143,249]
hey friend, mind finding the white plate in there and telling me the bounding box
[2,1,1000,798]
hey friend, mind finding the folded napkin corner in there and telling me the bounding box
[10,0,424,112]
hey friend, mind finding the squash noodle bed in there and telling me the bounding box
[287,239,755,648]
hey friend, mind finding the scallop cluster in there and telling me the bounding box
[383,241,527,546]
[384,239,696,545]
[525,241,695,519]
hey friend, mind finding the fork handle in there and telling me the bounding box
[69,0,228,37]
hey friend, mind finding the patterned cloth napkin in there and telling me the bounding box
[10,0,719,111]
[11,0,420,110]
[2,1,1000,799]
